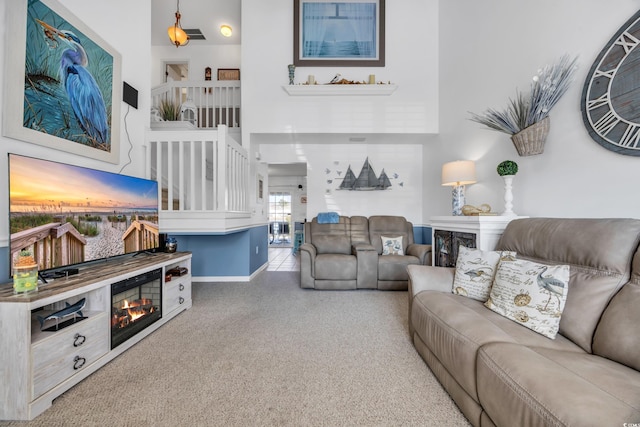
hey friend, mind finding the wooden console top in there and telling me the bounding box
[0,252,191,303]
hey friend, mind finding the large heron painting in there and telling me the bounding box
[23,0,114,153]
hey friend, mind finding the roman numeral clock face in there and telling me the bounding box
[582,10,640,156]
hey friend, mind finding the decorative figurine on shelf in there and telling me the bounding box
[205,66,212,93]
[497,160,519,217]
[288,64,295,85]
[461,204,493,216]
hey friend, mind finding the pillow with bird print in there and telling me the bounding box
[452,246,516,302]
[485,259,570,339]
[381,236,404,255]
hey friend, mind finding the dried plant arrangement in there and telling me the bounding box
[469,55,579,135]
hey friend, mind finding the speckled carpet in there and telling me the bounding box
[1,272,469,427]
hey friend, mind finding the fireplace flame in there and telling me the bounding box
[108,299,154,326]
[120,299,155,322]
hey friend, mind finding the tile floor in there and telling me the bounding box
[267,247,301,271]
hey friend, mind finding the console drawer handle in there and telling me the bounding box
[73,333,86,347]
[179,284,184,291]
[73,356,86,370]
[179,296,184,305]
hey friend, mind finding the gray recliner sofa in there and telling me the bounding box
[407,218,640,426]
[300,215,431,290]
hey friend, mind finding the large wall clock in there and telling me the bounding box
[582,9,640,156]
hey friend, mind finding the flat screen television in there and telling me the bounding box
[9,154,160,277]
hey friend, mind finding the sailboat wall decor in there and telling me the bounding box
[338,158,392,191]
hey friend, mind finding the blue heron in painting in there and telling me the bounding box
[36,19,109,145]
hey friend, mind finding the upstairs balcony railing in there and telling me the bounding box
[145,125,250,233]
[151,80,240,129]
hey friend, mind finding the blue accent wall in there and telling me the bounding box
[0,247,9,280]
[170,225,268,278]
[413,226,432,245]
[250,225,269,273]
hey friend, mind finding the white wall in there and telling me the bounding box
[259,142,424,225]
[241,0,439,138]
[242,0,438,226]
[0,0,152,246]
[150,44,241,87]
[431,0,640,220]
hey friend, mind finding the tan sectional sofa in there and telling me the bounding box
[407,218,640,426]
[300,215,431,290]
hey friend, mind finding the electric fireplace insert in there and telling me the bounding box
[111,268,162,349]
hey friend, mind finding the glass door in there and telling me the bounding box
[268,192,292,246]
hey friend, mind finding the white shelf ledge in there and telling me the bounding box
[282,84,398,96]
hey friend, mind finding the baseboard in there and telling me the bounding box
[192,262,268,283]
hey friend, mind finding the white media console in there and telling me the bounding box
[0,251,192,421]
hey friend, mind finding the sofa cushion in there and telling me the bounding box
[411,291,582,402]
[369,215,414,254]
[477,342,640,426]
[485,259,570,339]
[378,254,419,281]
[496,218,640,351]
[313,235,351,255]
[381,235,404,255]
[315,254,357,280]
[592,250,640,371]
[452,246,514,302]
[349,216,370,245]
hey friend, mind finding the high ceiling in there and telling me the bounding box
[151,0,241,47]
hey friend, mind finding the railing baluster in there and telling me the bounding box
[167,139,173,211]
[200,140,206,210]
[189,139,196,210]
[150,80,240,130]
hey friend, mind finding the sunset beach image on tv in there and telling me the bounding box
[9,154,160,273]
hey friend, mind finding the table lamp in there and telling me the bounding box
[442,160,477,216]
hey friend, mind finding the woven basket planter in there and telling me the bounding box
[510,117,550,156]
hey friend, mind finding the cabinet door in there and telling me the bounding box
[453,232,476,262]
[32,313,108,400]
[434,230,453,267]
[434,230,477,267]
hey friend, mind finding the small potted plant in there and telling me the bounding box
[497,160,518,177]
[159,100,181,121]
[496,160,518,217]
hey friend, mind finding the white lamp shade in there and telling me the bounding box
[442,160,477,186]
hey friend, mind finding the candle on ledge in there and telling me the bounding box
[308,75,315,85]
[368,74,375,84]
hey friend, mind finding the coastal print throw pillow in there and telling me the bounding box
[452,246,516,301]
[485,259,570,339]
[381,236,404,255]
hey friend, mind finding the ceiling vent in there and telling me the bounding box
[184,29,206,40]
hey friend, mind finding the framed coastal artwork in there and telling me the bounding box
[3,0,122,164]
[293,0,385,67]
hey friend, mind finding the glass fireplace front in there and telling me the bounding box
[111,268,162,349]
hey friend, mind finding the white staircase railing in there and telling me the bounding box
[145,125,250,232]
[151,80,240,129]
